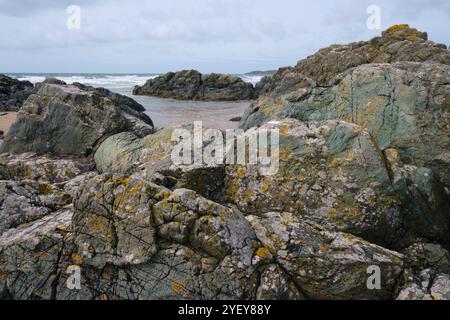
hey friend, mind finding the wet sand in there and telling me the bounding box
[0,112,17,135]
[131,95,251,130]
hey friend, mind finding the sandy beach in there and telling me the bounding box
[0,112,17,135]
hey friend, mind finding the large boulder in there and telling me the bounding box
[294,24,449,86]
[247,212,404,299]
[226,119,404,245]
[0,175,262,300]
[0,153,92,183]
[133,70,256,101]
[277,62,450,187]
[240,25,450,132]
[0,83,154,156]
[0,75,34,112]
[94,125,226,199]
[241,61,450,186]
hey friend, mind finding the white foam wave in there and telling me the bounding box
[239,75,263,86]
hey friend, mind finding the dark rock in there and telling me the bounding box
[35,78,67,91]
[0,83,154,157]
[0,75,34,112]
[133,70,257,101]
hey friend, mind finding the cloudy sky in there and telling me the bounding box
[0,0,448,73]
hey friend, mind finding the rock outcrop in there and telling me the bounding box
[133,70,257,101]
[0,75,34,112]
[0,83,154,156]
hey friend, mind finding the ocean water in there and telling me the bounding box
[8,73,264,129]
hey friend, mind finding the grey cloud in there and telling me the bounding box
[0,0,448,73]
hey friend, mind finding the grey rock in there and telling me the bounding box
[0,74,34,112]
[247,212,404,300]
[133,70,257,101]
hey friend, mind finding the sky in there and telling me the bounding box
[0,0,448,74]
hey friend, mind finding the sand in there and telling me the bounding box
[0,112,17,135]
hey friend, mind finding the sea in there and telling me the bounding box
[7,73,266,130]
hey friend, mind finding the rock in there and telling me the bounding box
[383,149,450,243]
[293,24,449,86]
[396,243,450,300]
[133,70,257,101]
[253,75,272,97]
[94,126,177,179]
[0,152,95,237]
[200,73,255,100]
[41,78,67,86]
[403,242,450,275]
[0,75,34,112]
[0,175,262,300]
[240,24,449,131]
[256,264,304,300]
[0,153,93,183]
[397,269,450,300]
[34,78,67,91]
[0,180,73,236]
[242,61,450,188]
[72,174,162,268]
[94,125,225,199]
[279,62,450,187]
[0,208,73,300]
[0,83,154,156]
[94,132,145,175]
[247,212,404,299]
[225,118,405,246]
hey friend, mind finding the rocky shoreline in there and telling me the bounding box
[133,70,263,101]
[0,25,449,300]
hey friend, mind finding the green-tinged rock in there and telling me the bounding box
[72,174,164,268]
[247,212,404,300]
[0,83,154,156]
[241,25,450,131]
[280,62,449,183]
[94,132,144,174]
[225,118,403,246]
[243,62,450,187]
[94,124,226,199]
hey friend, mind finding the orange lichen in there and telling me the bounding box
[386,24,409,34]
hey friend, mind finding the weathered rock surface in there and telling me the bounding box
[0,173,408,300]
[242,61,450,187]
[0,175,261,300]
[133,70,257,101]
[0,83,154,156]
[0,75,34,112]
[247,212,404,299]
[94,125,226,199]
[226,119,405,246]
[294,24,449,86]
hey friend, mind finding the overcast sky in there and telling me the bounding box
[0,0,448,73]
